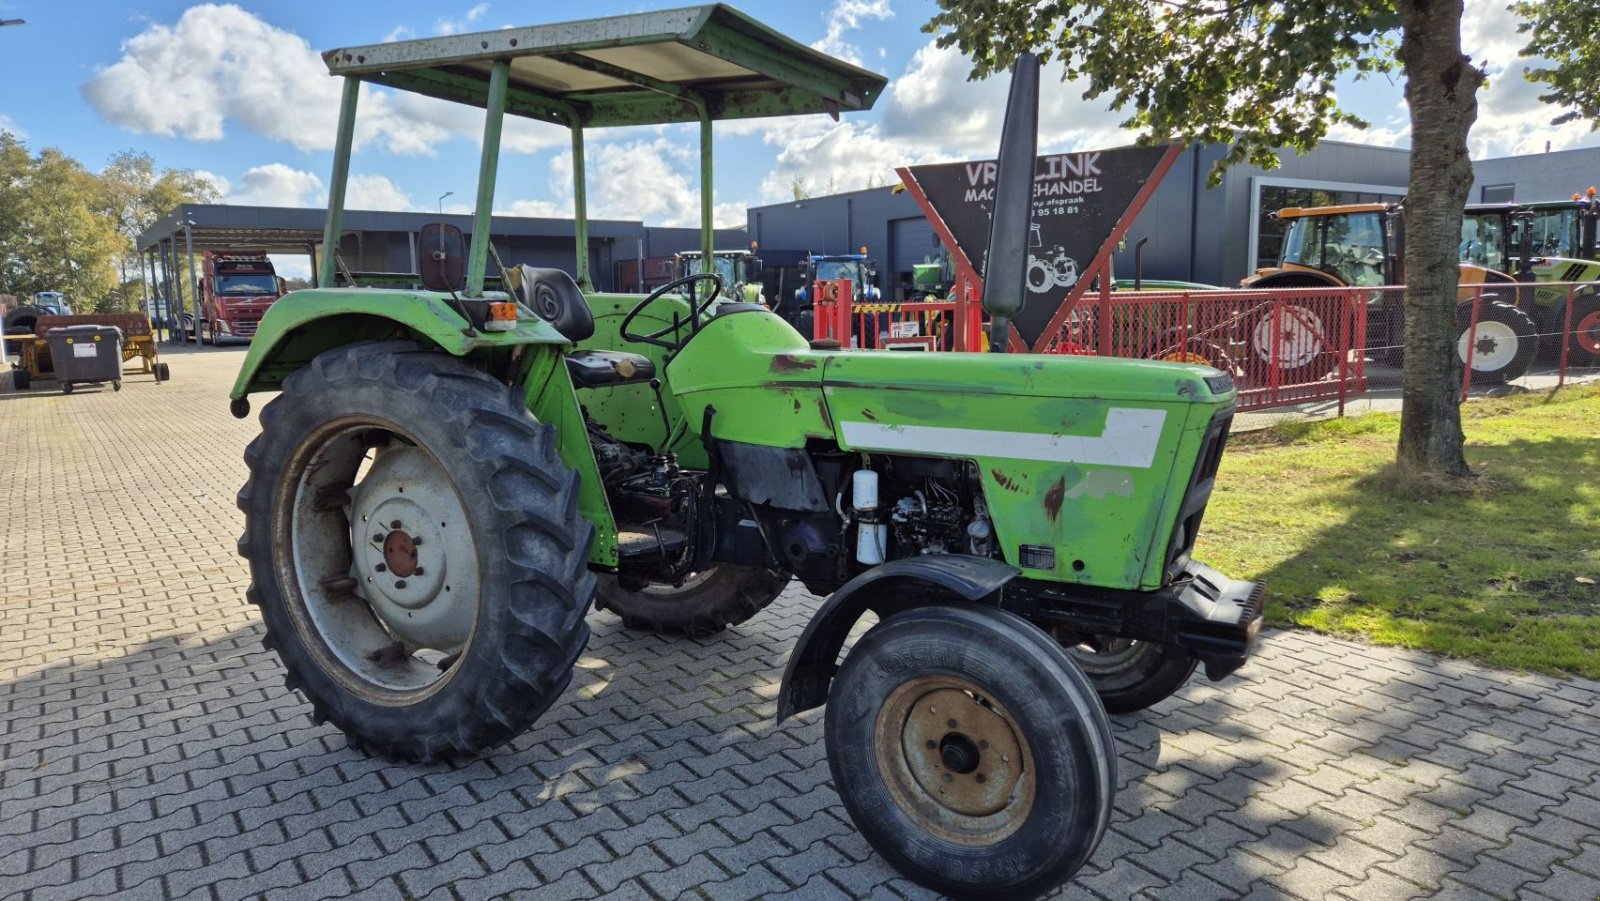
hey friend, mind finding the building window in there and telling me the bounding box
[1481,184,1515,203]
[1257,186,1403,269]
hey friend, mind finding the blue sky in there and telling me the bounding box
[1,0,1594,279]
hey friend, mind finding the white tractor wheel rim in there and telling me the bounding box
[1458,320,1518,371]
[290,436,480,694]
[1252,308,1324,370]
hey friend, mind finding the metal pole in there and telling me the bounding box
[700,112,714,267]
[466,60,510,297]
[320,77,361,288]
[570,117,592,291]
[184,217,199,341]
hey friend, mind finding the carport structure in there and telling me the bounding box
[135,204,648,343]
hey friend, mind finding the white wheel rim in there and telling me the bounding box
[1252,307,1325,369]
[1458,320,1519,371]
[286,426,480,695]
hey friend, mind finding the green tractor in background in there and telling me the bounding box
[673,247,765,304]
[230,9,1261,896]
[1461,195,1600,365]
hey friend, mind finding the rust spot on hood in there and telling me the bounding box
[1043,477,1066,522]
[991,468,1023,493]
[861,408,878,421]
[771,354,817,372]
[792,398,803,413]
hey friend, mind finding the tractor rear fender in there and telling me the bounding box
[227,290,621,568]
[229,288,568,400]
[776,555,1022,723]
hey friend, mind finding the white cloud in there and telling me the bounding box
[497,139,745,227]
[269,254,313,281]
[883,42,1137,158]
[346,174,414,211]
[191,169,231,197]
[221,163,323,207]
[1462,0,1599,158]
[811,0,893,67]
[80,4,560,157]
[437,3,490,36]
[0,114,24,140]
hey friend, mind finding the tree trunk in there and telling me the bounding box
[1394,0,1484,477]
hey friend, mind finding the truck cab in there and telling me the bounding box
[183,252,286,344]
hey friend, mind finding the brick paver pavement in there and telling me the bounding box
[3,346,1599,900]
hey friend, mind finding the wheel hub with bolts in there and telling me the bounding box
[346,446,477,655]
[876,676,1034,844]
[1460,320,1518,370]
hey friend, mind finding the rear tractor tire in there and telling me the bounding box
[825,605,1115,899]
[1457,301,1537,385]
[237,341,596,761]
[1057,631,1198,714]
[593,565,789,636]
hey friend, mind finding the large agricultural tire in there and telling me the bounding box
[1569,296,1600,365]
[825,605,1115,899]
[3,304,47,336]
[1060,634,1199,714]
[1457,301,1538,385]
[1241,297,1338,384]
[594,565,788,636]
[237,341,595,762]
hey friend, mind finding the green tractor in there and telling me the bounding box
[1461,197,1600,365]
[674,248,765,304]
[230,11,1261,896]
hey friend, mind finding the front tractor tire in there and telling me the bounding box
[237,341,595,761]
[1457,301,1537,385]
[825,605,1115,899]
[593,566,789,636]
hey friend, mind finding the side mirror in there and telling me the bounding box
[419,223,467,293]
[748,257,764,278]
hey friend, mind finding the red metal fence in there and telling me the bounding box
[814,280,1600,413]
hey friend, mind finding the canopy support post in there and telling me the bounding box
[700,111,714,267]
[466,59,510,297]
[570,116,592,292]
[320,77,360,288]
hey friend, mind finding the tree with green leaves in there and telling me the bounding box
[96,149,217,313]
[0,135,215,314]
[926,0,1592,477]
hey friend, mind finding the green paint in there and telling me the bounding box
[570,120,591,291]
[466,60,509,297]
[230,288,565,399]
[522,350,619,566]
[320,77,360,288]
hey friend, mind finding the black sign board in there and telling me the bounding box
[905,145,1172,346]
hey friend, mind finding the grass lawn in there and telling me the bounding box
[1195,385,1600,678]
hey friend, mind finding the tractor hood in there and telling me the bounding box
[819,348,1230,406]
[665,308,1237,590]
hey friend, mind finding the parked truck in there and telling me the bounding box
[179,252,286,344]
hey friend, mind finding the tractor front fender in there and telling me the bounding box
[229,288,568,400]
[776,555,1021,723]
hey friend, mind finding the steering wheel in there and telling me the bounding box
[620,272,725,349]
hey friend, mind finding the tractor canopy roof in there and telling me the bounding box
[321,4,886,128]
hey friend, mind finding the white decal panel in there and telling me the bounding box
[838,407,1168,469]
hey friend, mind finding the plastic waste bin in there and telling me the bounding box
[45,325,124,394]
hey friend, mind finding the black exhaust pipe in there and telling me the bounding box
[982,52,1040,353]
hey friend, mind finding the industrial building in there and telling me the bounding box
[139,143,1600,312]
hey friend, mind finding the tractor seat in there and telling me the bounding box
[712,302,768,318]
[565,350,656,389]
